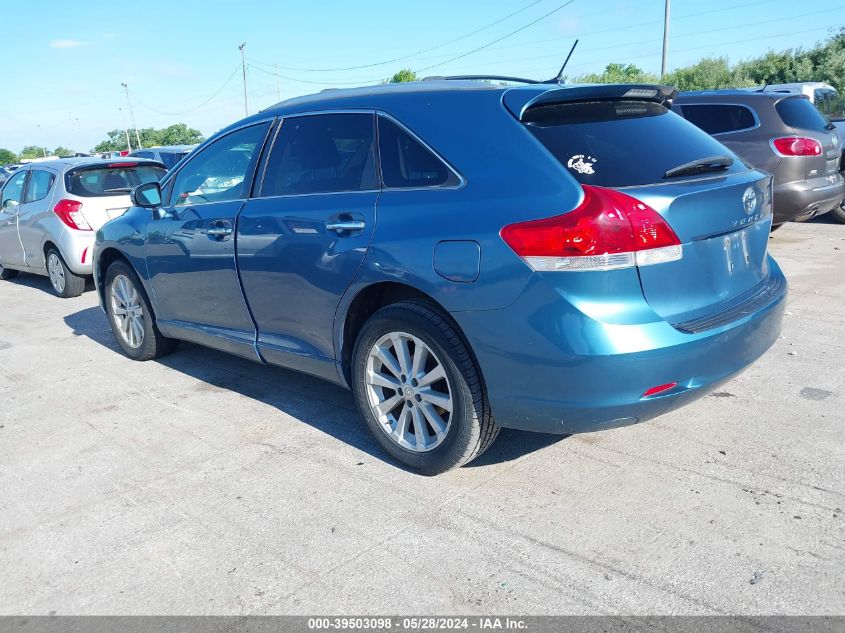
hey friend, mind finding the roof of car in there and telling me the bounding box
[132,145,197,153]
[19,157,165,170]
[675,89,798,101]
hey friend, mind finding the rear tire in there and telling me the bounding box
[104,260,177,361]
[829,203,845,224]
[351,300,499,475]
[0,264,18,281]
[46,248,85,298]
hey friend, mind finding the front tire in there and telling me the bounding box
[351,300,499,474]
[105,260,177,361]
[46,248,85,297]
[0,263,18,281]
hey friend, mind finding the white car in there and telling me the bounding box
[0,157,165,297]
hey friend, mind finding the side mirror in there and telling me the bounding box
[131,182,162,209]
[2,199,19,213]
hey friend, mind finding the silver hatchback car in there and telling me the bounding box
[0,158,165,296]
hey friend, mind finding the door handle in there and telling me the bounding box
[207,220,233,239]
[326,219,366,233]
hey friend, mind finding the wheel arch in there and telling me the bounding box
[95,247,135,307]
[336,281,482,389]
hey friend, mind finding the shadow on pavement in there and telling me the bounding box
[4,270,96,296]
[63,305,564,471]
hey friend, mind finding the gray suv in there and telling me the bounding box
[673,90,843,228]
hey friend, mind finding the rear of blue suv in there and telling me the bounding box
[94,81,786,474]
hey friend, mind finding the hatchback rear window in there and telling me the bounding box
[159,152,189,170]
[67,164,166,197]
[524,100,748,187]
[776,97,830,132]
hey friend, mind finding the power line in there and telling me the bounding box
[248,62,383,86]
[248,0,549,72]
[413,0,580,73]
[134,64,242,116]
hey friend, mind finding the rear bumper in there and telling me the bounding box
[773,175,844,223]
[54,229,95,276]
[453,258,787,435]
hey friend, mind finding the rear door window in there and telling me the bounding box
[776,97,830,132]
[678,104,757,135]
[24,169,55,203]
[378,117,460,188]
[67,164,166,197]
[261,113,376,197]
[524,100,748,187]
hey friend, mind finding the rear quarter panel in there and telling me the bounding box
[93,207,154,306]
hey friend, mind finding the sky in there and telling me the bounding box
[1,0,843,153]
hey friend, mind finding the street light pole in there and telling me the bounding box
[239,43,249,116]
[661,0,671,78]
[118,107,132,151]
[121,82,142,149]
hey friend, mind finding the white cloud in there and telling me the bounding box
[50,39,85,49]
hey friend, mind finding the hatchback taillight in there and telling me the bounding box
[500,185,682,272]
[771,136,822,157]
[53,199,92,231]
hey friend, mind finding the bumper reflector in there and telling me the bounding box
[642,382,678,398]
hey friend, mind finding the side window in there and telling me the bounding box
[261,113,376,197]
[24,170,55,203]
[171,123,269,207]
[378,117,460,188]
[134,151,154,159]
[1,171,27,208]
[679,104,757,135]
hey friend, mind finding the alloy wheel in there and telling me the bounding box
[110,274,145,349]
[47,253,65,294]
[364,331,453,452]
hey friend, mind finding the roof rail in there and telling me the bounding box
[422,75,540,85]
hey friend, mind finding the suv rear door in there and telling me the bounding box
[774,96,840,180]
[512,90,775,327]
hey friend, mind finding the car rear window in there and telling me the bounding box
[677,104,757,135]
[776,96,830,132]
[523,100,748,187]
[67,164,166,197]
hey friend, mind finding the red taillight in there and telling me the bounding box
[772,136,822,157]
[107,162,137,168]
[500,185,682,272]
[642,382,678,398]
[53,199,92,231]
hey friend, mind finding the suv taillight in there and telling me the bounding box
[772,136,822,157]
[500,185,682,272]
[53,199,92,231]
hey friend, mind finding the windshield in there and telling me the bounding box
[524,100,748,187]
[67,164,166,197]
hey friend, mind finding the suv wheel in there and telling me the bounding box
[829,202,845,224]
[46,248,85,297]
[0,263,18,281]
[105,260,177,361]
[352,300,499,474]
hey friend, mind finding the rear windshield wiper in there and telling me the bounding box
[663,155,733,179]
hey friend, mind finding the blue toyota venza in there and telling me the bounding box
[93,81,787,474]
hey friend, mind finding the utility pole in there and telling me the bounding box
[274,64,281,101]
[661,0,671,78]
[118,107,132,151]
[121,82,142,149]
[239,42,249,116]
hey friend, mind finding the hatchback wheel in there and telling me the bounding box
[0,263,19,281]
[46,248,85,298]
[352,300,499,474]
[105,260,177,361]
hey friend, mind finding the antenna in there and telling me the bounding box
[547,39,579,84]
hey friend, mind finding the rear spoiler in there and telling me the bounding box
[504,84,678,121]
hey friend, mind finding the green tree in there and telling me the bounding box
[0,148,17,164]
[663,57,752,91]
[94,124,204,153]
[19,145,47,160]
[572,63,659,85]
[386,69,418,83]
[52,146,75,157]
